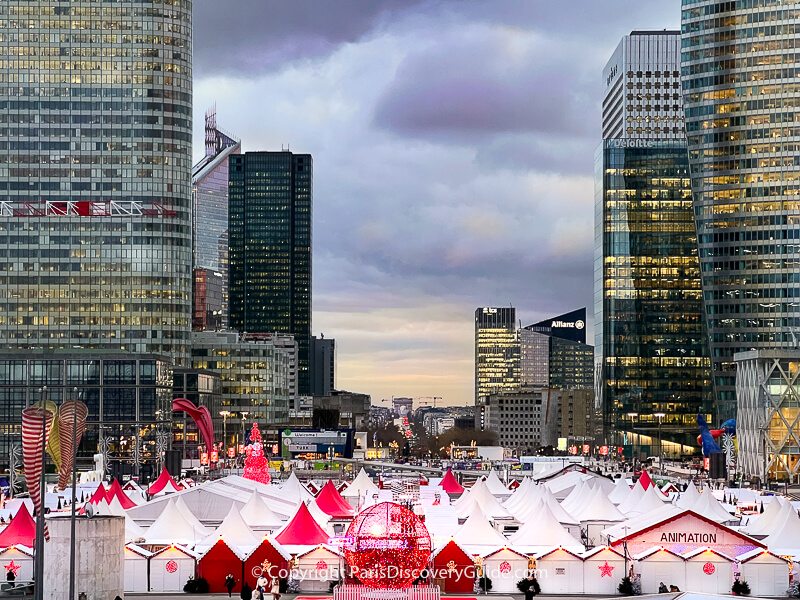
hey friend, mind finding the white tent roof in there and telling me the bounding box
[763,506,800,555]
[690,490,735,523]
[540,487,579,525]
[483,470,510,496]
[676,480,702,509]
[175,496,212,537]
[608,478,631,505]
[451,505,509,553]
[560,480,589,514]
[624,482,669,517]
[601,504,683,543]
[198,505,261,553]
[280,473,314,504]
[571,486,626,523]
[239,491,285,529]
[617,479,646,514]
[756,498,794,538]
[510,500,584,552]
[504,481,542,518]
[743,496,785,536]
[541,471,591,498]
[454,480,511,520]
[452,477,485,509]
[342,468,379,499]
[144,498,207,545]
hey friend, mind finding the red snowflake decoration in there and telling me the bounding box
[703,562,715,575]
[166,560,178,573]
[344,502,432,589]
[499,561,511,574]
[317,560,328,570]
[4,561,21,577]
[243,423,271,484]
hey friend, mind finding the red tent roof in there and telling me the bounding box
[88,483,108,505]
[638,470,653,490]
[108,478,137,509]
[275,503,330,546]
[0,505,36,548]
[440,469,464,494]
[315,481,354,519]
[148,468,181,495]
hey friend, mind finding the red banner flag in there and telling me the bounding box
[57,401,88,491]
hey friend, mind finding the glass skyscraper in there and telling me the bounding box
[228,151,312,395]
[474,307,519,406]
[0,1,193,362]
[192,108,240,330]
[596,32,712,456]
[681,1,800,420]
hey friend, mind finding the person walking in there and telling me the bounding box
[240,581,253,600]
[256,574,269,600]
[270,576,281,600]
[225,574,236,597]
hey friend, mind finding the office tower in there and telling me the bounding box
[474,307,519,406]
[0,2,193,470]
[520,308,594,389]
[596,32,712,457]
[309,335,336,396]
[484,388,561,454]
[192,108,241,330]
[228,151,312,395]
[681,4,800,422]
[191,331,295,427]
[0,2,193,360]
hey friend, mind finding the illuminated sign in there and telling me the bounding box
[200,452,208,465]
[551,320,585,330]
[210,450,219,463]
[227,447,235,458]
[582,444,590,454]
[599,446,609,456]
[481,308,497,314]
[607,139,656,149]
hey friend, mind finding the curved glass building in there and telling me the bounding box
[681,1,800,420]
[0,1,193,362]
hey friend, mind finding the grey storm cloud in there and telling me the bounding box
[192,1,681,404]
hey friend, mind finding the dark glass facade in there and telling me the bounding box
[474,307,519,405]
[0,352,173,474]
[228,151,312,395]
[594,141,712,454]
[681,1,800,420]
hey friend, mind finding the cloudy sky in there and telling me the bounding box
[193,1,680,407]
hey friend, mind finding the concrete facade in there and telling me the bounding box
[44,515,124,599]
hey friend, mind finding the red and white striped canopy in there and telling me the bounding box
[57,401,88,491]
[22,406,54,541]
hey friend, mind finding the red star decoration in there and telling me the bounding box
[598,561,615,578]
[4,560,20,577]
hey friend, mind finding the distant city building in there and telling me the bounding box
[596,31,712,457]
[520,308,593,389]
[228,151,313,395]
[484,387,562,454]
[0,3,193,362]
[309,335,336,396]
[681,5,800,420]
[289,390,370,430]
[560,389,595,441]
[190,331,295,426]
[192,108,241,331]
[368,405,393,429]
[475,307,520,406]
[171,368,222,460]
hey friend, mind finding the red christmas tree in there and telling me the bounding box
[243,423,271,484]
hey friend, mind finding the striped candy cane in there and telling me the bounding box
[57,401,88,491]
[22,406,54,540]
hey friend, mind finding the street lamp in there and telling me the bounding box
[240,411,249,457]
[220,411,230,467]
[654,412,666,475]
[627,412,639,466]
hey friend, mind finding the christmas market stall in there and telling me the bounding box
[736,549,790,597]
[683,548,734,594]
[534,548,584,595]
[0,545,33,584]
[124,543,152,593]
[243,536,291,591]
[197,538,246,593]
[431,540,474,594]
[149,544,199,593]
[581,546,626,596]
[294,545,341,592]
[632,547,686,594]
[481,547,529,593]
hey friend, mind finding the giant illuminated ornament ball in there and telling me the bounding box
[344,502,432,589]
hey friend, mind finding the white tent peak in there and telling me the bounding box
[483,470,510,496]
[199,504,260,552]
[608,478,631,505]
[676,481,701,509]
[342,468,379,499]
[510,500,584,551]
[571,485,626,522]
[240,491,284,528]
[452,504,508,551]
